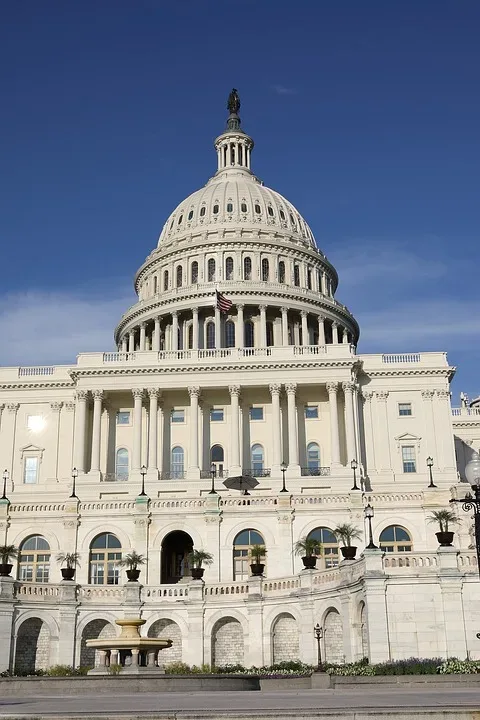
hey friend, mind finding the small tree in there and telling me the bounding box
[189,549,214,569]
[294,536,322,558]
[334,524,362,548]
[250,544,267,564]
[0,545,18,564]
[56,552,80,569]
[118,551,146,571]
[427,509,459,533]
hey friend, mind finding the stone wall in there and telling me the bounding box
[211,617,244,666]
[15,618,50,673]
[272,613,299,663]
[324,609,343,664]
[80,619,116,668]
[148,619,182,665]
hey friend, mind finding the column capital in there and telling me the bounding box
[171,310,178,319]
[281,306,288,316]
[75,390,89,402]
[147,387,161,399]
[192,307,199,316]
[375,390,389,402]
[128,328,135,336]
[326,381,339,394]
[436,389,451,399]
[92,389,104,401]
[188,386,201,399]
[140,321,146,329]
[285,382,297,395]
[421,389,435,400]
[259,304,267,312]
[6,403,19,414]
[332,320,339,329]
[154,315,161,323]
[300,309,307,318]
[342,381,355,394]
[236,303,244,311]
[132,388,145,399]
[50,401,63,413]
[64,401,76,412]
[229,384,241,397]
[317,314,325,323]
[362,390,373,403]
[269,383,282,396]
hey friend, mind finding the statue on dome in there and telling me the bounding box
[227,88,241,115]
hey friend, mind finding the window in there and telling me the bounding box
[211,444,224,477]
[294,265,300,286]
[289,213,296,228]
[225,256,234,280]
[226,202,233,213]
[18,536,50,583]
[402,446,416,473]
[176,265,183,288]
[305,406,319,419]
[254,203,261,214]
[306,442,321,471]
[27,415,44,432]
[191,261,198,284]
[23,457,39,484]
[171,409,185,423]
[266,322,274,347]
[280,209,286,221]
[210,408,224,422]
[208,258,216,282]
[399,403,412,416]
[244,256,252,280]
[379,526,413,553]
[233,529,265,580]
[187,325,193,349]
[250,407,264,421]
[225,320,235,348]
[245,320,254,347]
[307,527,339,568]
[188,210,194,220]
[153,276,158,294]
[267,206,274,217]
[115,448,129,481]
[163,270,169,291]
[171,446,184,478]
[89,533,122,585]
[170,220,174,230]
[206,322,215,349]
[200,206,206,217]
[262,258,269,282]
[178,214,183,225]
[213,204,219,215]
[307,268,312,290]
[278,261,285,283]
[116,411,130,425]
[241,202,247,213]
[251,444,264,475]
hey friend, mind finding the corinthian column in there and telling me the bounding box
[132,388,144,471]
[281,307,288,346]
[236,304,244,349]
[188,386,200,478]
[301,311,308,346]
[229,385,241,474]
[139,322,146,351]
[259,305,267,347]
[192,308,199,350]
[147,388,160,472]
[327,382,341,468]
[171,312,179,351]
[153,317,161,351]
[317,315,326,346]
[285,383,300,476]
[90,390,104,473]
[269,383,282,473]
[342,382,356,464]
[74,390,89,473]
[332,321,339,344]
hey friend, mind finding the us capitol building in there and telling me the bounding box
[1,91,479,674]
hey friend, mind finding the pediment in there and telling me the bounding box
[394,433,421,443]
[20,444,44,453]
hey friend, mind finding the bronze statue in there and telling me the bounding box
[227,88,240,115]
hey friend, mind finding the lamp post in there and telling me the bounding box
[450,451,480,573]
[209,462,217,494]
[139,464,147,497]
[70,467,78,499]
[280,460,288,493]
[426,456,437,488]
[1,470,8,501]
[351,459,359,491]
[314,624,324,672]
[364,503,378,549]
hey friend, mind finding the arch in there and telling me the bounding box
[176,265,183,288]
[324,609,344,663]
[243,256,252,280]
[272,613,299,663]
[211,617,244,666]
[251,444,264,474]
[148,619,182,664]
[244,321,254,348]
[80,524,131,554]
[161,530,193,584]
[294,264,300,286]
[207,258,216,282]
[80,618,116,668]
[379,525,413,552]
[15,617,51,674]
[18,535,50,583]
[225,320,235,348]
[233,528,265,580]
[307,527,339,568]
[306,442,321,472]
[191,261,198,284]
[225,256,234,280]
[278,260,286,283]
[115,448,129,481]
[206,322,215,349]
[163,270,169,291]
[211,444,224,477]
[171,446,184,479]
[89,532,122,585]
[262,258,269,282]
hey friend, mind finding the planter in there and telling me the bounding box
[61,567,76,581]
[0,563,13,577]
[250,563,265,576]
[301,556,317,570]
[340,546,357,560]
[126,569,141,582]
[436,531,454,547]
[191,567,205,580]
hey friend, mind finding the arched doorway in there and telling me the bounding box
[211,617,244,666]
[80,619,116,668]
[272,613,299,663]
[15,618,51,674]
[148,619,182,664]
[324,609,344,664]
[161,531,193,584]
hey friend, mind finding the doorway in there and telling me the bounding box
[161,531,194,584]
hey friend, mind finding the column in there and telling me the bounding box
[214,307,221,349]
[300,311,308,346]
[326,382,341,468]
[236,304,244,349]
[362,391,376,473]
[342,382,356,464]
[128,330,135,352]
[259,305,267,347]
[317,315,325,346]
[375,391,391,472]
[285,383,300,475]
[332,321,339,344]
[188,387,200,477]
[342,327,349,344]
[121,337,127,352]
[153,317,161,351]
[132,388,144,471]
[147,388,160,472]
[171,312,178,351]
[281,307,288,346]
[435,389,456,471]
[229,385,241,473]
[74,390,88,473]
[50,402,63,480]
[421,389,437,465]
[269,384,282,473]
[320,271,327,295]
[90,390,104,473]
[139,322,146,351]
[192,308,199,350]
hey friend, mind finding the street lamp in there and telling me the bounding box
[364,503,378,549]
[351,459,359,491]
[70,467,79,499]
[450,451,480,572]
[314,624,324,672]
[139,465,147,497]
[426,456,437,488]
[1,469,9,501]
[280,460,288,493]
[209,462,217,494]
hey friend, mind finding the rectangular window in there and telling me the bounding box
[305,406,319,419]
[210,408,224,422]
[171,409,185,423]
[249,407,264,421]
[23,457,39,484]
[402,445,416,473]
[398,403,412,417]
[116,411,131,425]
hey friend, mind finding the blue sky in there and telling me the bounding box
[0,1,479,403]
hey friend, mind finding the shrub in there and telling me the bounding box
[108,663,122,676]
[373,658,442,675]
[46,665,76,677]
[164,661,193,675]
[438,659,480,674]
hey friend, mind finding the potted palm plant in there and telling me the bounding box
[56,552,80,581]
[334,523,362,560]
[189,549,214,580]
[0,545,18,577]
[294,536,322,569]
[428,509,459,547]
[250,544,267,576]
[119,551,146,582]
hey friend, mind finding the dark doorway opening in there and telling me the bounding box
[161,530,194,584]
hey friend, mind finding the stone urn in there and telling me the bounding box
[340,547,357,560]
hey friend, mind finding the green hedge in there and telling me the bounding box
[326,657,480,676]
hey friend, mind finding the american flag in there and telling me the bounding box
[216,290,233,313]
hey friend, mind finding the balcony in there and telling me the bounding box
[159,471,186,480]
[242,468,271,478]
[300,466,331,477]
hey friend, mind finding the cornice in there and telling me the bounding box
[363,369,454,379]
[0,381,75,390]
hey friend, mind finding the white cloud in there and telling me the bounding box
[272,84,297,96]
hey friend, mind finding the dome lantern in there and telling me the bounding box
[214,89,254,173]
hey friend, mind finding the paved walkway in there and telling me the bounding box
[1,688,480,719]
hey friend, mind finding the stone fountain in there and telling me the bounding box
[86,617,172,674]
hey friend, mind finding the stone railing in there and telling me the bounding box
[263,577,300,594]
[79,586,124,602]
[382,553,438,571]
[16,583,60,600]
[452,407,480,417]
[142,585,189,601]
[18,366,56,377]
[382,353,421,364]
[204,581,249,598]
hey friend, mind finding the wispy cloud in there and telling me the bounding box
[272,84,297,96]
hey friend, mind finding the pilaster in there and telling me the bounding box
[0,577,15,673]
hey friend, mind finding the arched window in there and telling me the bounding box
[266,321,274,347]
[115,448,129,481]
[267,205,274,217]
[191,261,198,284]
[18,536,50,583]
[211,444,224,477]
[255,203,261,214]
[233,529,265,580]
[289,213,296,228]
[187,325,193,349]
[251,444,264,475]
[213,204,219,215]
[153,276,158,294]
[241,202,248,213]
[307,527,339,568]
[262,258,269,282]
[206,322,215,349]
[188,210,194,220]
[306,442,320,473]
[379,526,413,553]
[225,320,235,348]
[244,320,254,348]
[318,270,323,293]
[89,533,122,585]
[176,265,183,288]
[171,446,185,479]
[293,265,300,286]
[208,258,216,282]
[278,261,285,283]
[226,202,233,213]
[163,270,169,291]
[244,256,252,280]
[178,214,183,225]
[307,268,312,290]
[280,209,286,221]
[200,206,206,217]
[225,256,234,280]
